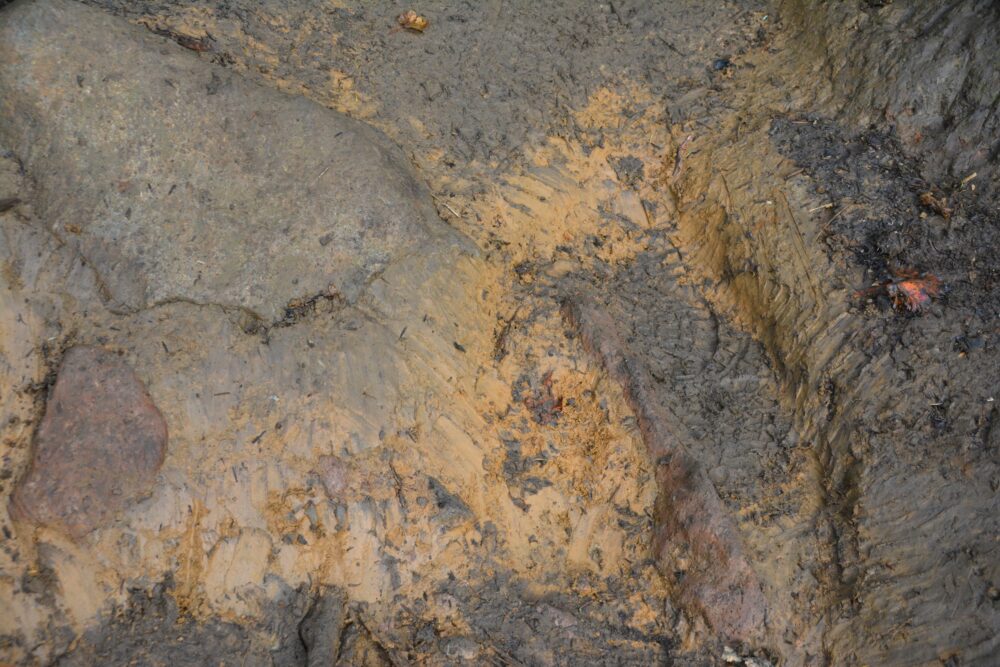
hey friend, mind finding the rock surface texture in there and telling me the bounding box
[10,346,167,538]
[0,0,455,321]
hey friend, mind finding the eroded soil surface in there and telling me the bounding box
[1,0,998,665]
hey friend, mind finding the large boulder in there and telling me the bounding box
[0,0,456,321]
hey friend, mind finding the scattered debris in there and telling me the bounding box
[492,307,521,362]
[856,269,942,314]
[919,191,952,219]
[522,370,563,425]
[0,196,19,212]
[397,10,429,33]
[610,155,645,189]
[143,22,215,52]
[269,291,343,333]
[434,196,460,217]
[953,334,984,358]
[722,645,775,666]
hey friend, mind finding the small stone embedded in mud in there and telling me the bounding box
[9,346,167,538]
[712,57,733,71]
[315,455,350,499]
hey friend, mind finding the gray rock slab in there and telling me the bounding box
[0,0,456,321]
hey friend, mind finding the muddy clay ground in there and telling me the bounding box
[1,0,998,665]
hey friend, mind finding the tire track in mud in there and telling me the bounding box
[666,19,1000,661]
[561,294,767,643]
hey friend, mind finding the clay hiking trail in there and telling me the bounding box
[1,1,998,666]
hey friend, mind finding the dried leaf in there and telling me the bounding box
[890,274,941,313]
[855,270,942,314]
[397,10,429,32]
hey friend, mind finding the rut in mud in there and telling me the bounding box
[1,1,998,666]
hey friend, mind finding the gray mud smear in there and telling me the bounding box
[79,0,767,188]
[668,1,1000,662]
[562,288,768,644]
[779,0,1000,207]
[771,116,1000,315]
[765,114,1000,667]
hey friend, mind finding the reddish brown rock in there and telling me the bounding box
[10,346,167,538]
